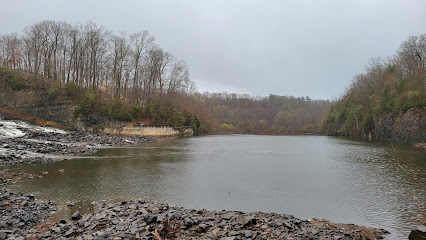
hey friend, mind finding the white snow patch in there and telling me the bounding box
[0,148,8,155]
[0,120,67,139]
[0,121,26,138]
[33,126,68,134]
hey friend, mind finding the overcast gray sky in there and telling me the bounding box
[1,0,425,99]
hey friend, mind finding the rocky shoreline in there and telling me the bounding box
[0,189,389,240]
[0,187,55,240]
[0,120,153,166]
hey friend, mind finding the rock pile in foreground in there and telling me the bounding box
[0,188,54,240]
[10,199,389,240]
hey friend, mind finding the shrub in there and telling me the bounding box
[8,75,27,90]
[394,90,426,113]
[194,116,201,135]
[110,98,131,121]
[47,88,61,102]
[73,93,102,118]
[131,104,144,119]
[221,122,234,131]
[402,90,426,112]
[302,123,315,132]
[64,82,81,99]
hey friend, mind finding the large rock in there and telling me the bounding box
[71,211,81,220]
[0,232,8,240]
[409,225,426,240]
[238,215,256,226]
[16,145,26,150]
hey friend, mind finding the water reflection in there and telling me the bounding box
[4,135,425,239]
[328,138,425,239]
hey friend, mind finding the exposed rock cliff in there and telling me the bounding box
[375,108,426,144]
[25,102,75,126]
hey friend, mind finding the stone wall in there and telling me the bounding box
[375,108,426,144]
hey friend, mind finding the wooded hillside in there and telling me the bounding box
[0,20,345,135]
[322,34,426,139]
[196,92,331,134]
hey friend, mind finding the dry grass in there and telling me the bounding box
[152,218,181,240]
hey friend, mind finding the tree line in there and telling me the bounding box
[0,20,203,133]
[0,20,195,105]
[0,20,335,135]
[322,34,426,138]
[190,92,332,134]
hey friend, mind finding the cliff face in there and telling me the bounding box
[22,102,75,127]
[0,102,75,130]
[375,108,426,144]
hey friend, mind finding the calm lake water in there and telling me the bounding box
[4,135,426,239]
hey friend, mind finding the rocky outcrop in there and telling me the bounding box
[375,108,426,144]
[21,101,75,127]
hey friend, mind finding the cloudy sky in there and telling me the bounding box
[1,0,425,99]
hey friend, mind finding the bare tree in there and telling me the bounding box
[167,60,190,97]
[398,34,426,88]
[111,33,131,99]
[0,33,22,69]
[1,20,200,106]
[129,30,154,104]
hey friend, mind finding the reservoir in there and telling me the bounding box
[5,135,426,239]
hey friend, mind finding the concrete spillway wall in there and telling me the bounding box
[79,122,193,137]
[102,125,193,137]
